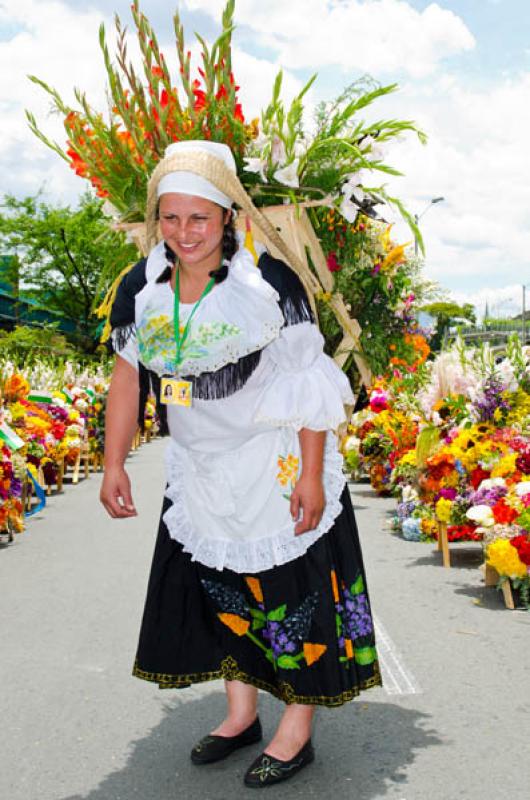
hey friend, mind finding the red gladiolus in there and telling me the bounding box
[151,66,163,78]
[216,85,228,101]
[234,103,244,122]
[326,251,341,272]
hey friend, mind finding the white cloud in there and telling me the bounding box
[451,284,524,321]
[184,0,475,78]
[377,71,530,295]
[0,0,111,200]
[0,0,304,202]
[1,0,528,310]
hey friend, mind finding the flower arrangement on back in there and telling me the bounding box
[27,0,428,384]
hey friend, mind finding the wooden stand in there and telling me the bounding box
[437,521,451,568]
[131,429,142,451]
[484,563,515,610]
[92,451,104,472]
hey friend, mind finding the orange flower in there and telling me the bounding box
[330,570,339,603]
[245,577,263,604]
[218,613,250,636]
[3,374,30,401]
[344,639,354,659]
[303,643,327,666]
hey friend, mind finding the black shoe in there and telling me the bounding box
[190,717,262,765]
[243,739,314,787]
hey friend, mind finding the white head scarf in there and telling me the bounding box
[156,140,236,208]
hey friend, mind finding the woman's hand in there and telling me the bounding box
[290,473,325,536]
[100,465,137,519]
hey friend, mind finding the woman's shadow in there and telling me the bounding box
[60,689,443,800]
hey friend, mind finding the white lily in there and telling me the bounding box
[243,157,267,181]
[271,134,287,166]
[293,139,307,158]
[361,135,385,162]
[340,194,358,223]
[343,170,365,196]
[274,158,300,188]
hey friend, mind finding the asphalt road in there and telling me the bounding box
[1,438,529,800]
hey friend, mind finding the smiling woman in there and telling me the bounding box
[99,138,381,788]
[158,196,230,296]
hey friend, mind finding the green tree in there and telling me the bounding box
[0,191,137,350]
[422,301,476,351]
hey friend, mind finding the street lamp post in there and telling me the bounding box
[414,196,445,256]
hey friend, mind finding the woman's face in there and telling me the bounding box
[158,193,229,271]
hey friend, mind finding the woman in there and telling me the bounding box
[100,140,381,788]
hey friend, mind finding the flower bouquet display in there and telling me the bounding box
[384,337,530,606]
[345,329,431,493]
[27,0,428,388]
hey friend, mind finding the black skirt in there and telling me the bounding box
[133,486,382,707]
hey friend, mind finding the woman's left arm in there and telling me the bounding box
[290,428,326,535]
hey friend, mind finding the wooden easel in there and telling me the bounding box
[437,521,451,568]
[484,563,516,610]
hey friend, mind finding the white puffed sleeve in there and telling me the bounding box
[254,321,354,431]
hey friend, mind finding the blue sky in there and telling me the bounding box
[0,0,529,317]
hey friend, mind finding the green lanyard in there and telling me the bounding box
[174,270,215,368]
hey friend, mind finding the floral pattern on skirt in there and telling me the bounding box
[133,486,382,706]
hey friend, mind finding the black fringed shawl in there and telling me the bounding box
[108,252,315,431]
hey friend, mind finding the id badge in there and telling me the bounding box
[160,378,192,407]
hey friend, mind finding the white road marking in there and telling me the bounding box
[374,614,422,696]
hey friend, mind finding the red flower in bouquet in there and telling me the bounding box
[426,452,456,481]
[510,534,530,566]
[326,251,342,272]
[369,392,389,413]
[516,452,530,474]
[470,467,490,490]
[447,524,482,542]
[51,422,66,441]
[358,420,375,440]
[492,499,519,525]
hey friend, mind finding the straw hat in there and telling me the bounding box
[146,143,320,300]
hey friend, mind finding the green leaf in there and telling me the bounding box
[354,647,378,666]
[272,70,283,104]
[252,618,265,631]
[351,575,365,595]
[267,604,287,622]
[249,608,266,621]
[277,654,301,670]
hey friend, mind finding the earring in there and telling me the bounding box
[230,208,238,222]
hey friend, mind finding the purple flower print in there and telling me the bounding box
[262,622,297,658]
[342,588,374,639]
